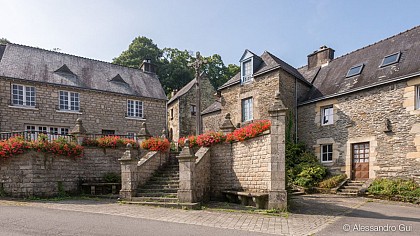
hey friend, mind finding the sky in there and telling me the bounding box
[1,0,419,68]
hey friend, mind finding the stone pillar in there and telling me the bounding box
[219,113,235,134]
[177,140,196,203]
[267,92,288,210]
[118,144,138,200]
[69,118,87,145]
[137,122,152,146]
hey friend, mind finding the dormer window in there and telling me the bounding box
[380,52,401,67]
[346,64,364,78]
[241,59,253,83]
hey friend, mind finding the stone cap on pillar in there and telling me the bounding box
[220,113,235,133]
[177,139,195,160]
[69,118,87,135]
[119,143,133,161]
[161,129,166,139]
[268,92,288,115]
[138,122,152,138]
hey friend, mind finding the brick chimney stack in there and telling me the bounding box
[307,46,335,69]
[140,59,157,74]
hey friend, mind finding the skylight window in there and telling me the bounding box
[380,52,401,67]
[346,64,364,78]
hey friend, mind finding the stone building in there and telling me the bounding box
[203,26,420,182]
[0,43,167,136]
[167,75,215,141]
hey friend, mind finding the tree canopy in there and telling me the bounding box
[0,38,10,45]
[113,36,239,94]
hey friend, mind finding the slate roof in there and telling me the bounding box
[218,51,309,90]
[0,43,167,100]
[167,78,196,105]
[201,100,221,116]
[298,25,420,104]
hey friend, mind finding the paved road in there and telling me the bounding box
[0,205,271,236]
[0,195,418,236]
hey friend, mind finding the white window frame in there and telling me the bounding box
[241,59,253,84]
[59,90,80,111]
[321,105,334,126]
[190,104,196,116]
[11,84,36,107]
[416,85,420,110]
[242,97,253,122]
[127,99,143,118]
[321,144,333,163]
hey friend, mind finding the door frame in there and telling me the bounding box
[351,142,370,180]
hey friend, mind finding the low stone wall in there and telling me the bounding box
[194,147,211,202]
[0,147,132,197]
[210,134,271,199]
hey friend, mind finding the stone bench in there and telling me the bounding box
[222,190,268,209]
[81,182,121,195]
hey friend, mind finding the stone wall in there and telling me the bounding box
[168,100,180,141]
[194,147,211,202]
[210,134,271,198]
[298,79,420,182]
[202,110,223,132]
[137,151,168,187]
[0,78,166,136]
[0,147,132,197]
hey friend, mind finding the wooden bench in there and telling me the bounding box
[81,183,121,195]
[222,190,269,209]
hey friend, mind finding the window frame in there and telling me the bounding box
[127,99,143,118]
[380,52,401,67]
[241,59,253,84]
[241,97,253,122]
[321,144,333,163]
[190,104,197,116]
[346,64,364,78]
[11,84,36,107]
[416,85,420,110]
[59,90,80,111]
[321,105,334,126]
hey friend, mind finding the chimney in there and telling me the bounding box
[307,46,334,69]
[140,59,157,74]
[171,89,178,98]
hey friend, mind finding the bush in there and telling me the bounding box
[368,178,420,197]
[294,165,327,188]
[103,172,121,183]
[318,174,347,188]
[140,137,170,152]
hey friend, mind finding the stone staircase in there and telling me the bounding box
[337,180,365,196]
[127,154,199,209]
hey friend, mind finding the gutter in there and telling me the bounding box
[298,71,420,106]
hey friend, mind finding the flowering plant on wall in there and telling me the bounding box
[178,135,198,148]
[196,131,226,147]
[82,136,138,149]
[140,137,170,152]
[226,120,271,142]
[0,135,84,159]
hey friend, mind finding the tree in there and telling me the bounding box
[159,48,194,93]
[203,55,240,89]
[113,36,162,68]
[0,38,10,45]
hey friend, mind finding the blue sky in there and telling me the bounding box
[1,0,419,67]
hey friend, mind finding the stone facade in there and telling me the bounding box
[0,78,166,136]
[202,110,222,132]
[298,78,420,183]
[0,147,132,197]
[168,76,216,141]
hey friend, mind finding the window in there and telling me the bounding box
[190,105,196,116]
[25,125,69,140]
[321,105,333,125]
[59,91,80,111]
[380,52,401,67]
[12,84,36,107]
[241,59,253,83]
[127,99,143,118]
[242,97,253,122]
[321,144,333,162]
[127,132,136,138]
[170,109,174,120]
[102,130,115,135]
[346,64,364,77]
[416,86,420,110]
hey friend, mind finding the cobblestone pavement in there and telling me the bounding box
[0,194,372,235]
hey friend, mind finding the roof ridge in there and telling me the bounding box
[7,43,151,74]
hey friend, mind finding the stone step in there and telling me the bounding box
[131,197,179,203]
[136,192,178,198]
[149,176,179,181]
[121,201,200,210]
[146,180,179,185]
[145,184,179,189]
[339,188,359,193]
[138,188,178,193]
[337,192,358,196]
[342,185,362,189]
[153,173,179,178]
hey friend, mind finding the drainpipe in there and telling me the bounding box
[295,78,298,143]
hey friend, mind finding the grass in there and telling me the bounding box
[318,174,347,188]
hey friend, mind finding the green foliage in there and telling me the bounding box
[103,172,121,183]
[368,178,420,197]
[112,35,239,94]
[57,181,68,198]
[0,38,10,45]
[318,174,347,188]
[286,142,328,188]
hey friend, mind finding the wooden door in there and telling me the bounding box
[352,142,370,180]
